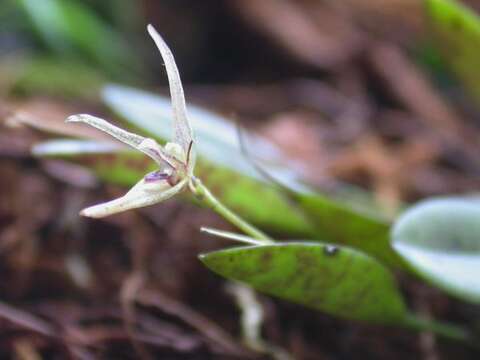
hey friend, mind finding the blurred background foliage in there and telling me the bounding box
[2,0,480,358]
[2,0,480,114]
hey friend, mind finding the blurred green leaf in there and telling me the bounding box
[33,138,315,236]
[7,57,105,99]
[16,0,141,80]
[392,197,480,303]
[297,193,402,267]
[103,85,399,266]
[32,140,150,187]
[101,84,317,235]
[33,137,401,269]
[32,84,400,266]
[103,85,402,266]
[102,84,305,187]
[426,0,480,102]
[200,242,407,324]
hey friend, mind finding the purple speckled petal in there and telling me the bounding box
[144,170,171,183]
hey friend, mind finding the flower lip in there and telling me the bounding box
[143,168,181,187]
[144,170,172,183]
[80,177,188,218]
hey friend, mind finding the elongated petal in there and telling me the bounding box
[80,177,187,218]
[147,25,195,158]
[67,114,173,167]
[66,114,144,145]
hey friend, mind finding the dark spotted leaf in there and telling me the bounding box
[392,197,480,303]
[200,242,408,324]
[296,192,402,267]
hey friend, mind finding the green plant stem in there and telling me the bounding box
[191,177,274,244]
[403,313,472,344]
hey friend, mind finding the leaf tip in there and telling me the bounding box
[197,253,211,264]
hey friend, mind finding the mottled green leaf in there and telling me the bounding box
[392,197,480,303]
[426,0,480,101]
[200,242,407,324]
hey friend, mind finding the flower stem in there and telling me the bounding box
[190,178,274,244]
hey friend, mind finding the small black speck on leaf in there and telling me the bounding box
[324,245,339,256]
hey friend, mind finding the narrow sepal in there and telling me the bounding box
[67,114,172,167]
[147,24,196,170]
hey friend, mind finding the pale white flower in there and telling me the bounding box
[67,25,195,218]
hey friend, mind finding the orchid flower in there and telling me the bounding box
[67,25,195,218]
